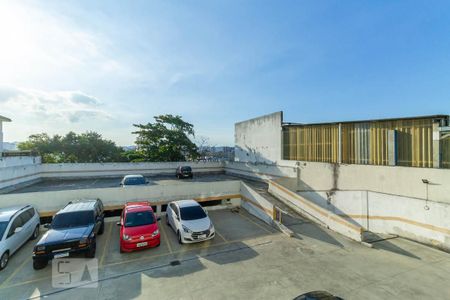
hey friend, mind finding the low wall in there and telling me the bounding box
[41,161,224,178]
[0,180,241,215]
[227,161,450,204]
[0,156,42,190]
[284,188,450,251]
[268,180,363,242]
[240,182,275,225]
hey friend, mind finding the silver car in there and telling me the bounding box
[0,205,40,270]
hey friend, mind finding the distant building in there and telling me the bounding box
[0,115,12,156]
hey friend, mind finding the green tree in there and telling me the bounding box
[132,114,199,162]
[18,131,127,163]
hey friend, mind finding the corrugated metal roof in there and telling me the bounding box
[283,115,449,127]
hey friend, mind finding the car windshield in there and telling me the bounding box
[0,222,8,239]
[181,167,191,172]
[52,211,95,229]
[180,205,207,221]
[125,210,155,227]
[124,177,146,185]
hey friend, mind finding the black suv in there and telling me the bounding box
[32,199,105,270]
[176,166,193,179]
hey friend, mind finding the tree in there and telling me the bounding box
[18,131,127,163]
[132,114,199,162]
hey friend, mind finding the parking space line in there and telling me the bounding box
[0,235,278,291]
[0,255,32,288]
[238,212,274,234]
[100,222,114,266]
[159,222,173,253]
[215,230,228,242]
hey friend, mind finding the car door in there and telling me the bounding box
[19,210,33,239]
[167,204,174,228]
[93,207,101,234]
[172,205,181,232]
[5,216,23,254]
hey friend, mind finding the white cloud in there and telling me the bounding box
[0,86,111,124]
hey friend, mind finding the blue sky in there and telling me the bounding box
[1,1,449,146]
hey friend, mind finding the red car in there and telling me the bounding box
[117,201,161,253]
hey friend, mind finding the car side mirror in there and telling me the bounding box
[157,216,161,221]
[44,223,51,229]
[116,221,121,226]
[119,183,123,186]
[14,226,23,233]
[146,180,149,184]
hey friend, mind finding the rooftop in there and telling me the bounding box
[0,205,29,221]
[0,115,12,122]
[58,199,98,213]
[283,114,450,127]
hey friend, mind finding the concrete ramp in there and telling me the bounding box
[268,180,364,242]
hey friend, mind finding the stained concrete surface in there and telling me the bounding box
[0,208,449,300]
[5,174,240,194]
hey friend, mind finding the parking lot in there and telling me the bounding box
[0,207,449,300]
[5,174,239,194]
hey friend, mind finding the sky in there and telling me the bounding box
[1,0,449,146]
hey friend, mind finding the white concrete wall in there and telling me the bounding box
[268,180,363,242]
[227,160,450,204]
[240,182,274,225]
[41,161,224,178]
[297,189,450,251]
[235,112,282,164]
[0,180,241,213]
[0,156,42,190]
[0,156,41,168]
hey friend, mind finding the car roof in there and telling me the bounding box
[173,199,199,208]
[123,174,144,178]
[125,202,153,213]
[0,205,31,222]
[58,200,98,214]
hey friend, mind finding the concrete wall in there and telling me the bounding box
[297,190,450,251]
[40,161,224,178]
[0,180,241,214]
[227,160,450,204]
[268,180,363,242]
[240,182,274,225]
[235,112,283,164]
[0,156,42,190]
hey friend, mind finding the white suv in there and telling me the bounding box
[0,205,40,270]
[166,200,215,244]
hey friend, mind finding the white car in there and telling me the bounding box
[0,205,40,270]
[166,200,215,244]
[120,174,149,187]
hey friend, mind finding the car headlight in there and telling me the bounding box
[151,229,159,237]
[182,225,192,233]
[123,234,131,240]
[209,222,214,231]
[79,237,88,244]
[36,245,45,252]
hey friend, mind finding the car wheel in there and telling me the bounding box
[33,258,47,270]
[0,252,9,270]
[177,231,183,244]
[30,225,40,240]
[85,244,96,258]
[98,221,105,235]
